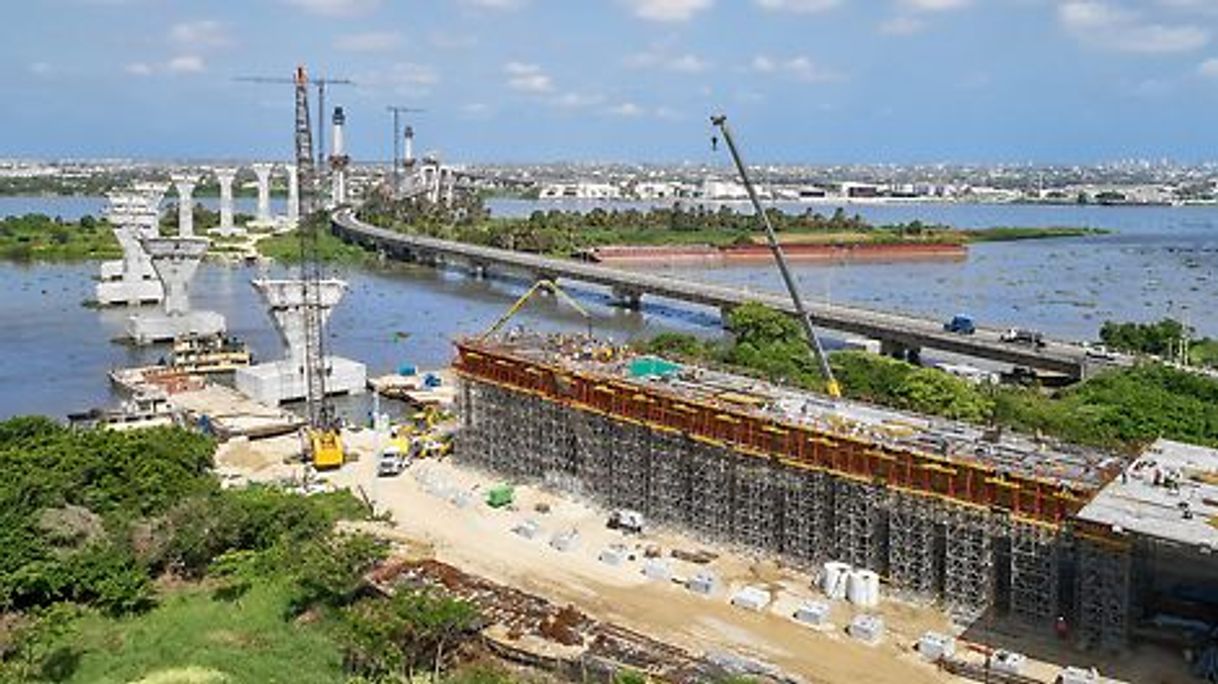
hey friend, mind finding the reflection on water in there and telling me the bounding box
[1,198,1216,419]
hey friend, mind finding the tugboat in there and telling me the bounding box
[170,333,252,374]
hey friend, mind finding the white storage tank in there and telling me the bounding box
[821,561,851,599]
[847,569,879,607]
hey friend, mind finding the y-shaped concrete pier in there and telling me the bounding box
[285,163,300,227]
[235,278,366,405]
[96,190,164,306]
[249,162,275,229]
[126,237,226,343]
[210,168,246,237]
[172,175,198,237]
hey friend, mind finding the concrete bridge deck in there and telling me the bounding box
[332,208,1100,378]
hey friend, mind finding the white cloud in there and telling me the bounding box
[504,61,553,93]
[461,0,527,8]
[751,54,843,81]
[623,0,713,22]
[461,102,491,118]
[551,92,605,109]
[166,55,205,73]
[878,16,926,34]
[169,20,230,49]
[125,62,154,76]
[626,49,710,73]
[755,0,840,12]
[900,0,969,10]
[609,102,645,117]
[28,62,52,77]
[1199,57,1218,76]
[1059,1,1209,53]
[334,30,401,51]
[282,0,381,17]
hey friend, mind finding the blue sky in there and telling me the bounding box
[3,0,1218,163]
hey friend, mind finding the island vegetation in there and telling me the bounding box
[641,303,1218,452]
[0,418,529,683]
[358,194,1104,257]
[0,214,119,261]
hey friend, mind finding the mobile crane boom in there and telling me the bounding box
[710,114,841,399]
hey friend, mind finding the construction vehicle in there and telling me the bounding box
[710,114,842,399]
[482,278,592,339]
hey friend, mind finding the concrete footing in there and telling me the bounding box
[96,279,163,306]
[235,357,366,405]
[126,310,226,344]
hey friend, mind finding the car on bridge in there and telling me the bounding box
[1000,328,1046,348]
[943,314,976,335]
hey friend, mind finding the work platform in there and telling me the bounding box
[1078,439,1218,550]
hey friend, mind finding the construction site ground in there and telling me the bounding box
[215,428,1195,684]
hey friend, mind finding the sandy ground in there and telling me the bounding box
[215,430,1195,684]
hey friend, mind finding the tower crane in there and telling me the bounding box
[235,71,354,182]
[241,65,345,468]
[710,114,842,399]
[387,105,425,191]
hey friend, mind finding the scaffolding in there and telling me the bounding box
[452,336,1130,630]
[1076,536,1131,650]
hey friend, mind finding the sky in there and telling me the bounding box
[3,0,1218,164]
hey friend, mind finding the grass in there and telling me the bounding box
[62,581,344,684]
[257,228,376,266]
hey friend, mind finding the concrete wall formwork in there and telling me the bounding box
[456,377,1130,637]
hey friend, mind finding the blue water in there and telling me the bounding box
[1,196,1215,418]
[0,195,286,221]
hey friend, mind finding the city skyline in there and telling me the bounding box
[4,0,1218,164]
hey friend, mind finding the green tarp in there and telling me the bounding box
[628,356,681,378]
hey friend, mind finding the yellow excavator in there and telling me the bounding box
[711,115,842,399]
[482,278,592,339]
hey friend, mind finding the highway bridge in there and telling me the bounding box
[332,208,1103,379]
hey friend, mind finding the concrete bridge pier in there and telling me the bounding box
[719,305,737,328]
[611,285,643,310]
[469,261,489,279]
[880,339,921,365]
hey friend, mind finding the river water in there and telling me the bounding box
[1,196,1215,419]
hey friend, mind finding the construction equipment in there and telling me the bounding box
[243,66,347,468]
[387,105,425,191]
[710,114,841,399]
[235,71,354,182]
[482,279,592,339]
